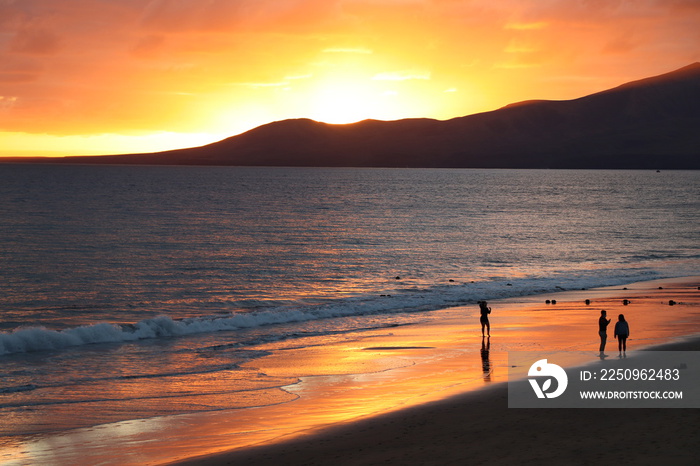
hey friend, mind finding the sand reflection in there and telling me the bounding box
[481,336,491,382]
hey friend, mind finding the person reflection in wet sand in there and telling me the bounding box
[481,336,491,382]
[479,301,491,336]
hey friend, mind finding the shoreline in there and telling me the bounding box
[2,276,698,465]
[177,336,700,466]
[179,336,700,466]
[172,276,700,466]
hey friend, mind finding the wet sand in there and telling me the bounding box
[175,277,700,466]
[2,277,698,465]
[181,340,700,466]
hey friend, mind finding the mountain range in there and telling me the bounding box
[11,62,700,168]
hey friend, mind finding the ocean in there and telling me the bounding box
[0,165,698,438]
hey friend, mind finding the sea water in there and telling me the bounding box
[0,165,698,436]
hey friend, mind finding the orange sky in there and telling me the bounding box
[1,0,699,157]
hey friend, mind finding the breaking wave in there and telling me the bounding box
[0,269,676,356]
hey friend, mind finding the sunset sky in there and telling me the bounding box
[1,0,699,157]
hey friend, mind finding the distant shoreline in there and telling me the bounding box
[1,159,698,170]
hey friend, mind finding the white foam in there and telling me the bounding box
[0,270,676,356]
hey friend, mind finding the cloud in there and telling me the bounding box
[602,34,641,55]
[1,0,700,143]
[0,96,18,109]
[323,47,373,54]
[505,21,548,30]
[139,0,343,34]
[284,73,313,80]
[0,58,42,82]
[130,34,166,58]
[373,70,431,81]
[10,28,61,55]
[0,72,37,83]
[235,81,290,89]
[494,62,541,70]
[504,42,538,54]
[139,0,248,31]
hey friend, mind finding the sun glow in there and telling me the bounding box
[1,1,697,157]
[308,72,424,125]
[310,80,381,124]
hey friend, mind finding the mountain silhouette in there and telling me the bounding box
[17,63,700,168]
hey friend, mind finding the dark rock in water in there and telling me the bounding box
[585,299,591,305]
[669,300,677,306]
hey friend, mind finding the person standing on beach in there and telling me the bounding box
[614,314,630,355]
[599,310,611,356]
[479,301,491,336]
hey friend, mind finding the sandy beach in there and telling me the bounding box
[2,277,698,465]
[178,343,700,466]
[171,277,700,466]
[181,385,699,465]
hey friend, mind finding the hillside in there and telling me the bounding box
[14,63,700,168]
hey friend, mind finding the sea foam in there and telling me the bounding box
[0,270,667,356]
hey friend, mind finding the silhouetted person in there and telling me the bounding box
[599,310,611,357]
[481,336,491,383]
[615,314,630,356]
[479,301,491,336]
